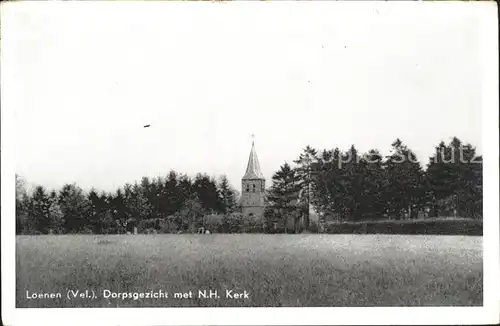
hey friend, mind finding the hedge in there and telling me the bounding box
[323,218,482,236]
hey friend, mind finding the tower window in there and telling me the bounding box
[246,185,250,192]
[252,184,256,192]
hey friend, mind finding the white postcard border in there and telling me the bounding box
[1,2,498,325]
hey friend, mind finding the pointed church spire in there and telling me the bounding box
[243,140,264,180]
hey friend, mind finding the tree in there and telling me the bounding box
[383,139,426,219]
[311,146,371,221]
[123,182,153,229]
[28,186,51,233]
[108,188,127,233]
[47,190,64,233]
[193,173,222,213]
[147,177,163,220]
[16,174,29,234]
[177,196,205,232]
[177,174,193,209]
[426,137,482,218]
[88,188,110,234]
[267,162,302,233]
[358,149,387,220]
[310,148,344,221]
[16,174,28,201]
[160,170,179,216]
[58,184,92,233]
[218,175,238,214]
[99,192,117,234]
[340,145,366,221]
[294,145,318,228]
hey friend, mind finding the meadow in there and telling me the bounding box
[16,234,482,307]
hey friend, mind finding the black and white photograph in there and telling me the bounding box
[1,1,498,325]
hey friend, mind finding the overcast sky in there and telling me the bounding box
[7,2,484,193]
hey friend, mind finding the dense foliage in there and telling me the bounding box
[16,136,482,234]
[265,136,482,232]
[323,218,482,236]
[16,173,239,234]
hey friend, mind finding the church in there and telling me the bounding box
[238,140,320,233]
[240,141,266,220]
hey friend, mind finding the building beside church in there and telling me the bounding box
[240,141,266,220]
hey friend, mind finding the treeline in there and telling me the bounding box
[16,136,482,235]
[16,172,239,234]
[266,137,482,231]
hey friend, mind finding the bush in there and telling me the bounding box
[323,218,482,236]
[138,218,159,232]
[203,214,225,233]
[305,221,320,233]
[80,227,94,234]
[137,213,264,234]
[241,215,263,233]
[159,218,178,234]
[222,213,244,233]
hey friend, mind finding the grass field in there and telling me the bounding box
[16,234,482,307]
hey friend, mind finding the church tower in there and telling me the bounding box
[241,141,266,219]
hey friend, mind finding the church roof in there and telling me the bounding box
[243,141,265,180]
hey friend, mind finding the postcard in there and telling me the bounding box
[1,1,498,325]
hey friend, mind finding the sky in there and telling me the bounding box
[6,2,485,193]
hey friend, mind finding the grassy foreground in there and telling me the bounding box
[16,234,482,307]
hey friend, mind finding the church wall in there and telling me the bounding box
[241,179,266,210]
[240,193,265,207]
[241,179,265,194]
